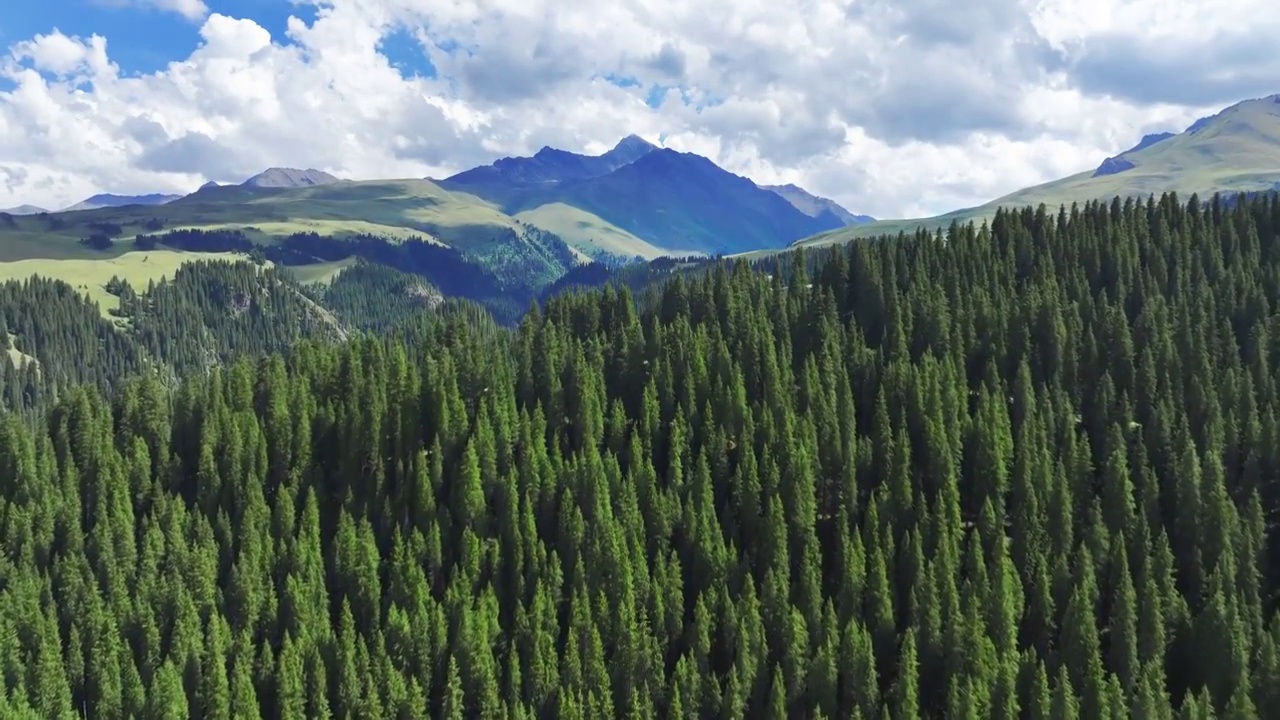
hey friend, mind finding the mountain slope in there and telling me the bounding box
[764,183,874,225]
[513,203,670,261]
[513,148,842,255]
[0,257,475,413]
[794,93,1280,248]
[441,135,658,206]
[444,137,858,256]
[0,177,581,294]
[65,193,182,212]
[243,167,341,188]
[1,204,47,215]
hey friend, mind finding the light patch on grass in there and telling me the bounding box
[516,203,675,260]
[566,245,594,266]
[5,333,38,370]
[0,250,262,319]
[286,257,360,285]
[168,220,447,245]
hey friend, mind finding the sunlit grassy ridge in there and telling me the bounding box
[793,95,1280,249]
[284,257,361,286]
[0,250,260,320]
[514,203,674,260]
[0,178,582,292]
[0,178,547,255]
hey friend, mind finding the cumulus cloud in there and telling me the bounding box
[1034,0,1280,107]
[10,31,115,79]
[0,0,1277,217]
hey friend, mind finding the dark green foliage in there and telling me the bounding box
[79,233,114,250]
[122,260,349,373]
[0,275,148,412]
[540,254,709,303]
[321,261,445,332]
[0,260,468,415]
[0,191,1278,718]
[136,229,530,320]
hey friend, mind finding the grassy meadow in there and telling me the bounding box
[0,250,260,320]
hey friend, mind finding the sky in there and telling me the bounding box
[1,0,1278,218]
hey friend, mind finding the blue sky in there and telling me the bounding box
[0,2,287,75]
[0,0,1277,216]
[0,1,437,79]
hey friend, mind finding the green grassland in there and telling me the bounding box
[284,257,360,285]
[792,95,1280,250]
[0,250,261,320]
[514,203,673,260]
[0,178,590,294]
[0,178,531,259]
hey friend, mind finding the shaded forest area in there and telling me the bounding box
[0,260,490,415]
[134,229,524,321]
[1,192,1280,718]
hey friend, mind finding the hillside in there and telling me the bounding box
[513,203,671,261]
[0,257,479,413]
[242,167,341,188]
[764,183,875,225]
[0,204,46,215]
[64,192,183,212]
[0,249,262,320]
[0,177,581,296]
[442,135,659,204]
[793,93,1280,249]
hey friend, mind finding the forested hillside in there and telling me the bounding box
[0,260,479,415]
[2,191,1280,718]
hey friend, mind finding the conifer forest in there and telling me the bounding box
[3,192,1280,719]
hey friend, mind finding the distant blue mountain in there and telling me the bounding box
[0,204,47,215]
[442,135,658,204]
[64,193,182,212]
[440,137,871,255]
[764,183,875,226]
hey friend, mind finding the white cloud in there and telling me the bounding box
[0,0,1277,217]
[10,31,115,79]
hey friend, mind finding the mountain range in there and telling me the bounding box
[3,92,1280,310]
[0,138,871,298]
[2,168,345,217]
[0,204,47,215]
[437,134,869,257]
[64,193,184,212]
